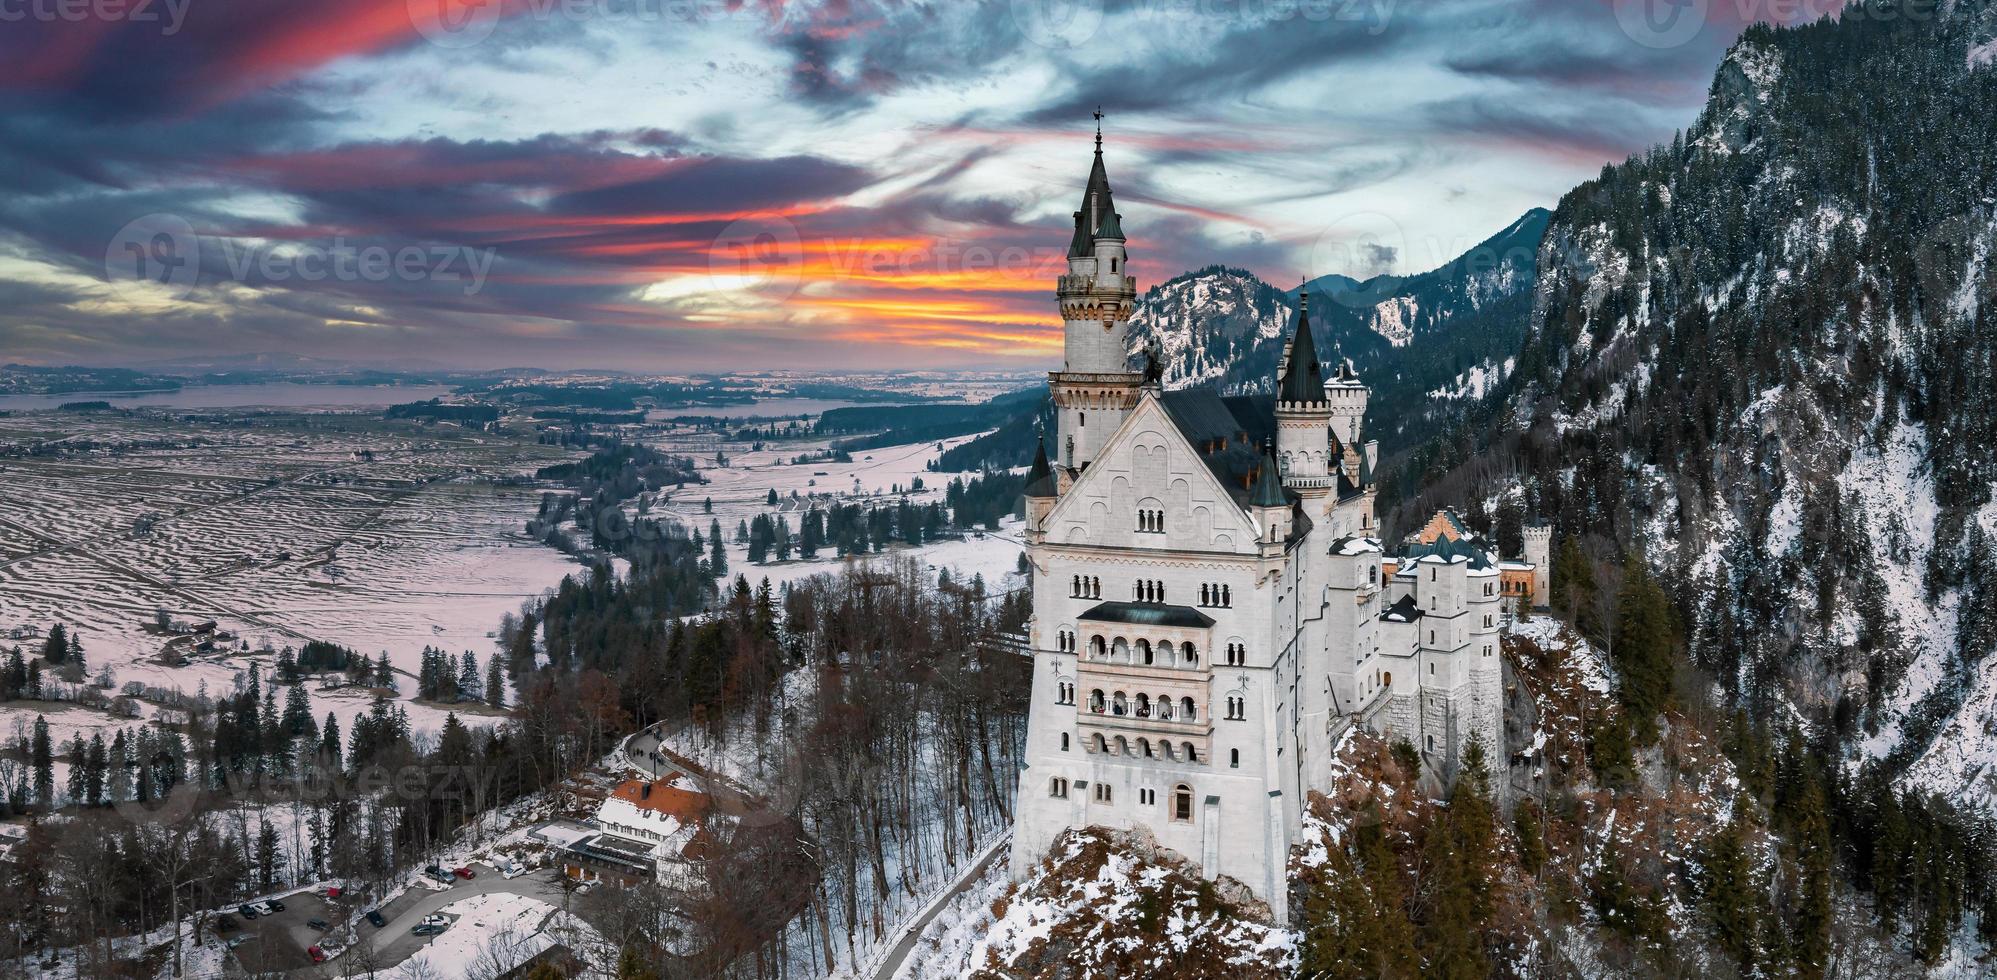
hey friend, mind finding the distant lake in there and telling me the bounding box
[650,397,933,420]
[0,382,456,411]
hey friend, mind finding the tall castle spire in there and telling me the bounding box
[1277,284,1327,407]
[1050,112,1140,474]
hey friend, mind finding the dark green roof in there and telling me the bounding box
[1068,211,1091,258]
[1024,434,1056,497]
[1250,439,1287,508]
[1095,207,1123,240]
[1277,293,1326,405]
[1077,601,1215,629]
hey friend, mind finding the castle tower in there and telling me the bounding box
[1274,291,1334,496]
[1522,524,1552,608]
[1050,116,1141,478]
[1023,430,1058,542]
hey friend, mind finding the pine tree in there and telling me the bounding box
[1701,818,1762,973]
[41,623,68,664]
[1612,552,1676,744]
[765,488,778,506]
[30,715,53,807]
[457,651,482,703]
[709,518,727,577]
[256,818,280,891]
[85,733,106,806]
[485,653,507,709]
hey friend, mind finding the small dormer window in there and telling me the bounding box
[1110,258,1118,272]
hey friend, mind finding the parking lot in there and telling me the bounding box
[211,887,347,974]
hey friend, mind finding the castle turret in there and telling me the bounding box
[1275,290,1334,496]
[1051,117,1141,477]
[1522,524,1552,608]
[1023,430,1058,541]
[1250,439,1290,551]
[1326,358,1368,482]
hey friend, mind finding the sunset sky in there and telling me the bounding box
[0,0,1841,371]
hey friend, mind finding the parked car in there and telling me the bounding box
[237,905,259,920]
[419,914,447,927]
[498,861,526,879]
[452,867,474,879]
[307,946,327,964]
[306,918,329,931]
[411,924,446,937]
[213,914,238,932]
[251,901,276,916]
[423,864,444,877]
[324,886,343,899]
[365,910,386,928]
[266,898,286,912]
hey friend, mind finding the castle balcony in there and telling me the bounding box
[1056,274,1137,298]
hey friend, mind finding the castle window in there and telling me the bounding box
[1173,785,1193,822]
[1089,635,1105,659]
[1094,783,1112,804]
[1225,696,1245,720]
[1089,689,1105,713]
[1137,737,1152,758]
[1183,742,1197,763]
[1426,735,1435,753]
[1050,778,1068,798]
[1185,644,1198,666]
[1430,662,1436,675]
[1135,693,1151,717]
[1229,749,1239,768]
[1222,585,1230,605]
[1138,640,1153,665]
[1061,733,1070,751]
[1181,697,1196,721]
[1112,692,1128,716]
[1092,733,1107,752]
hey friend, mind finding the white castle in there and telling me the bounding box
[1009,132,1548,919]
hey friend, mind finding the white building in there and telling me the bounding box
[1009,132,1518,919]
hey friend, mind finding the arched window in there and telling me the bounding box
[1137,639,1152,665]
[1050,777,1068,798]
[1221,585,1230,605]
[1173,784,1193,822]
[1181,696,1196,721]
[1229,748,1240,769]
[1184,644,1198,666]
[1092,733,1107,752]
[1135,693,1151,717]
[1156,696,1172,721]
[1182,742,1197,763]
[1089,689,1105,713]
[1061,733,1070,751]
[1137,738,1152,758]
[1111,691,1127,715]
[1200,584,1210,605]
[1114,735,1129,756]
[1090,635,1105,660]
[1382,671,1391,687]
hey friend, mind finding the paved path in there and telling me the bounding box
[868,831,1010,980]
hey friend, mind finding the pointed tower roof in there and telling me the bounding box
[1250,438,1288,508]
[1024,430,1057,498]
[1078,110,1117,242]
[1277,289,1327,406]
[1067,211,1092,258]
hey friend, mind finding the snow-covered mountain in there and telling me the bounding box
[1482,0,1997,813]
[1125,209,1549,455]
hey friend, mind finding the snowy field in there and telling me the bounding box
[0,408,588,741]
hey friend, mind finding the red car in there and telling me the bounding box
[324,887,342,899]
[453,867,475,879]
[307,946,326,963]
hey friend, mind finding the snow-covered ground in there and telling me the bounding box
[397,891,607,980]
